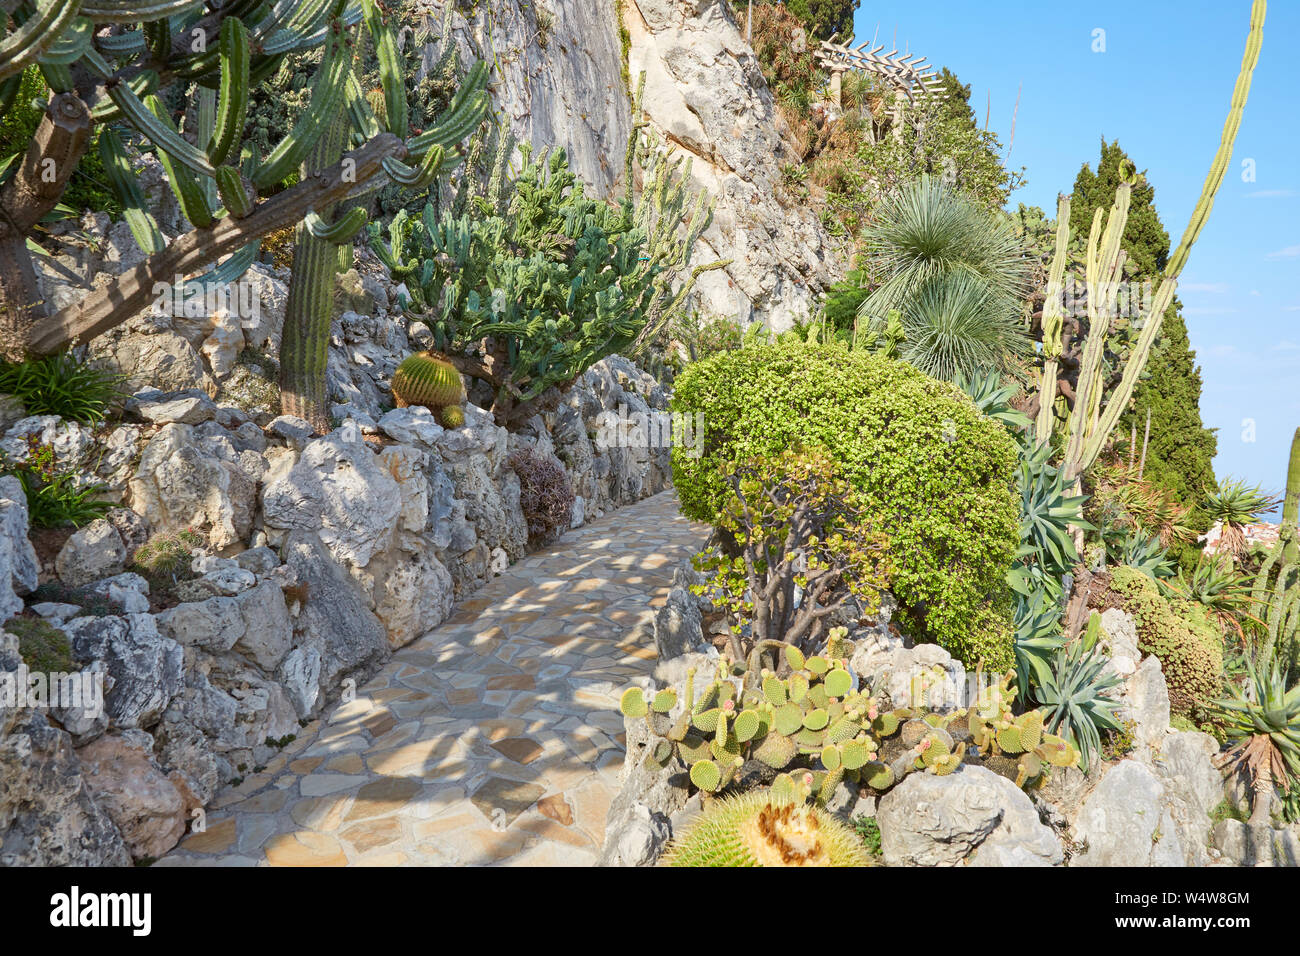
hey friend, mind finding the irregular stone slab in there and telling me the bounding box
[471,777,546,829]
[55,518,127,587]
[76,731,188,861]
[280,530,388,695]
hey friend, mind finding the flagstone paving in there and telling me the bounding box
[158,490,707,867]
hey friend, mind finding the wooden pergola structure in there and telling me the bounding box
[816,36,948,108]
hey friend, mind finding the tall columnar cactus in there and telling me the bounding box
[1249,428,1300,668]
[279,108,355,431]
[0,0,489,360]
[1033,0,1266,481]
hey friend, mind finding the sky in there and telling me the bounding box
[849,0,1300,495]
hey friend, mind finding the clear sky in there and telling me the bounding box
[849,0,1299,495]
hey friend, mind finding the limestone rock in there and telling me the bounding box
[876,765,1062,866]
[262,433,403,568]
[280,531,388,695]
[62,614,184,728]
[1071,760,1185,866]
[0,476,39,621]
[76,731,188,860]
[0,710,132,866]
[129,423,257,551]
[54,519,127,587]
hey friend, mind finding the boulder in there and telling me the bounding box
[75,731,188,860]
[1122,654,1171,755]
[280,530,388,694]
[653,586,706,660]
[129,423,257,551]
[0,710,131,866]
[54,519,127,587]
[1071,759,1185,866]
[1101,608,1139,677]
[876,765,1062,866]
[62,614,184,728]
[0,476,39,621]
[262,433,403,568]
[127,388,217,425]
[1152,731,1226,867]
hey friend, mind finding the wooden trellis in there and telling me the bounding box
[816,37,948,107]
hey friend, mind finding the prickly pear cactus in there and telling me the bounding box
[966,672,1079,787]
[619,628,908,805]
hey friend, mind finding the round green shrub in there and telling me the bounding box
[1110,566,1224,716]
[671,343,1019,669]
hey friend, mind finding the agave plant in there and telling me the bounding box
[1114,529,1178,582]
[1037,636,1124,773]
[1013,589,1066,704]
[1170,554,1258,638]
[1204,478,1281,560]
[1008,442,1092,603]
[956,368,1032,433]
[1212,657,1300,825]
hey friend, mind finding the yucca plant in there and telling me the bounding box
[1212,656,1300,825]
[1037,634,1124,773]
[1090,456,1196,549]
[855,175,1033,383]
[1204,477,1280,560]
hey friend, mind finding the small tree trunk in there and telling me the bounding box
[1249,766,1274,827]
[0,93,91,358]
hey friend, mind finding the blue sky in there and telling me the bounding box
[849,0,1299,495]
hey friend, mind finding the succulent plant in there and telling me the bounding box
[390,350,466,422]
[661,787,874,867]
[619,629,909,805]
[966,671,1080,786]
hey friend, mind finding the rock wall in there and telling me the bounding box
[624,0,849,330]
[1,342,671,863]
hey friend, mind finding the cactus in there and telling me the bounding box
[661,789,873,867]
[1248,428,1300,670]
[390,351,466,427]
[618,630,916,805]
[365,73,726,428]
[1,0,490,361]
[965,672,1080,787]
[1032,1,1266,482]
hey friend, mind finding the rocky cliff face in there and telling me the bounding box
[418,0,848,330]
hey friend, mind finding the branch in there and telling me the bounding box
[0,94,91,239]
[26,134,407,355]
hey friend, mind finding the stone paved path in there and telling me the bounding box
[159,491,707,866]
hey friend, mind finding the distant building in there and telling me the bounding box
[1200,520,1281,556]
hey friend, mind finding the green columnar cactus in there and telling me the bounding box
[1030,1,1266,480]
[279,107,353,432]
[1248,428,1300,669]
[0,0,490,360]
